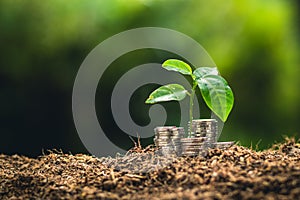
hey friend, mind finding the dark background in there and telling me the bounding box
[0,0,299,157]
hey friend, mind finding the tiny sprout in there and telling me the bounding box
[145,59,234,136]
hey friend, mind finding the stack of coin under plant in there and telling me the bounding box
[191,119,218,148]
[190,119,235,150]
[153,126,185,156]
[180,137,208,156]
[180,119,218,156]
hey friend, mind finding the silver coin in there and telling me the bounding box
[156,139,181,142]
[181,137,208,142]
[192,123,217,126]
[181,143,205,147]
[181,145,205,149]
[193,133,216,137]
[181,141,206,145]
[193,127,217,130]
[181,142,204,145]
[182,148,204,152]
[155,129,172,132]
[192,122,217,125]
[155,132,171,135]
[181,137,208,140]
[192,119,217,122]
[213,141,234,149]
[193,126,217,129]
[193,129,217,133]
[155,126,176,130]
[191,124,216,128]
[192,126,216,129]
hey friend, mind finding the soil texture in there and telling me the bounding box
[1,138,300,199]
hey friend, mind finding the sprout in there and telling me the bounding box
[145,59,234,137]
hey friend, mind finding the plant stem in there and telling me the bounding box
[189,81,198,137]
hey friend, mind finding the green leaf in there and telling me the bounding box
[193,67,219,79]
[196,75,234,122]
[162,59,193,75]
[145,84,187,104]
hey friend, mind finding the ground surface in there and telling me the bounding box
[1,138,300,200]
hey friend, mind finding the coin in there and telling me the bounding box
[213,141,234,149]
[154,120,234,157]
[154,126,185,156]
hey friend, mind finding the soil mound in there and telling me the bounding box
[1,138,300,199]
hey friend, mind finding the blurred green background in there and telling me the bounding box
[0,0,299,156]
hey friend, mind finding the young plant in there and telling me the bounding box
[145,59,234,137]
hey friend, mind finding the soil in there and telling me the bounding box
[1,138,300,200]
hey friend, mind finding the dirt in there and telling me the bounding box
[1,138,300,200]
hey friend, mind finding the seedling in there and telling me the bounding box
[145,59,234,137]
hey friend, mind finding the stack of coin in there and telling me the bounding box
[153,126,185,156]
[153,120,234,157]
[180,119,218,156]
[190,119,218,147]
[180,137,208,156]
